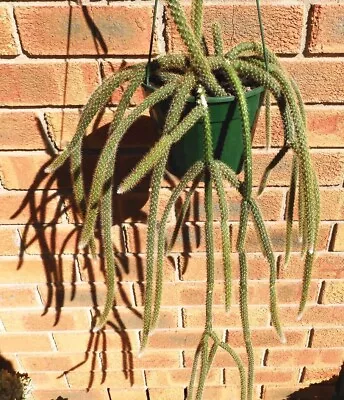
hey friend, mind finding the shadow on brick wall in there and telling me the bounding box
[11,115,166,390]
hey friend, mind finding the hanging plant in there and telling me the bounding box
[45,0,320,398]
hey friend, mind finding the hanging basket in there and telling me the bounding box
[143,83,265,177]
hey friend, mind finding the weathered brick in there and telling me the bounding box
[0,309,90,332]
[0,255,78,284]
[0,61,99,106]
[203,386,260,400]
[321,281,344,305]
[284,59,344,104]
[311,328,344,348]
[166,3,303,54]
[0,191,62,224]
[307,4,344,54]
[0,333,54,352]
[15,5,158,56]
[266,348,344,367]
[332,223,344,251]
[278,253,344,280]
[146,329,215,350]
[0,111,46,150]
[0,6,18,56]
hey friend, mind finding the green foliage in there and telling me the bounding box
[45,0,320,398]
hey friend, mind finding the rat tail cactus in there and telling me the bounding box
[45,0,320,398]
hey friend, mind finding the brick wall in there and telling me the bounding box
[0,1,343,399]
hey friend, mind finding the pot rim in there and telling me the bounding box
[142,82,265,104]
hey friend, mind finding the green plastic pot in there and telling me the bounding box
[143,83,265,177]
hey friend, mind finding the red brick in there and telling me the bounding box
[311,328,344,348]
[66,370,145,388]
[184,348,264,369]
[15,5,158,56]
[227,328,308,348]
[0,333,54,352]
[251,150,344,187]
[203,386,260,400]
[0,61,99,106]
[78,254,176,283]
[29,372,69,390]
[101,61,147,106]
[333,223,344,251]
[254,106,344,149]
[263,384,335,400]
[0,111,46,150]
[166,3,303,54]
[20,224,124,255]
[181,188,284,222]
[0,6,18,56]
[0,191,62,224]
[278,253,344,280]
[225,367,298,384]
[0,286,40,308]
[0,255,78,284]
[321,281,344,305]
[307,5,344,54]
[125,221,331,254]
[19,352,102,372]
[180,253,270,281]
[53,331,140,352]
[0,309,90,332]
[104,350,180,370]
[0,152,69,190]
[278,305,344,327]
[183,305,269,328]
[38,282,135,308]
[0,227,20,256]
[318,189,344,221]
[302,366,342,384]
[148,388,184,400]
[33,390,109,400]
[46,109,157,150]
[145,368,220,387]
[266,348,344,367]
[145,329,216,350]
[106,389,147,400]
[134,280,319,307]
[232,222,331,253]
[283,59,344,104]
